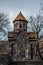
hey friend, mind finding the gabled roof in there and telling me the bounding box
[13,11,28,23]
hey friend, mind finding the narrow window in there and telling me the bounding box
[19,24,22,28]
[23,23,26,29]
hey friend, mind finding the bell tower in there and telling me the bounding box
[13,12,28,32]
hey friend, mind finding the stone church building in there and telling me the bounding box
[0,12,43,65]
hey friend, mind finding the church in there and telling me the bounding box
[0,12,43,65]
[8,11,37,60]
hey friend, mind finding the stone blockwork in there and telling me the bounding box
[0,12,43,65]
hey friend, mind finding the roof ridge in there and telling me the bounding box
[13,12,27,23]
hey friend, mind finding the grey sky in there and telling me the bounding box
[0,0,43,21]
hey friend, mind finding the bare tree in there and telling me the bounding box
[29,15,43,37]
[28,15,43,59]
[0,12,10,40]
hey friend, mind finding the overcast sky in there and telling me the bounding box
[0,0,43,40]
[0,0,43,21]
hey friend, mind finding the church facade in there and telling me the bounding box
[8,12,38,61]
[0,12,43,65]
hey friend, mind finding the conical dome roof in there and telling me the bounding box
[13,12,28,23]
